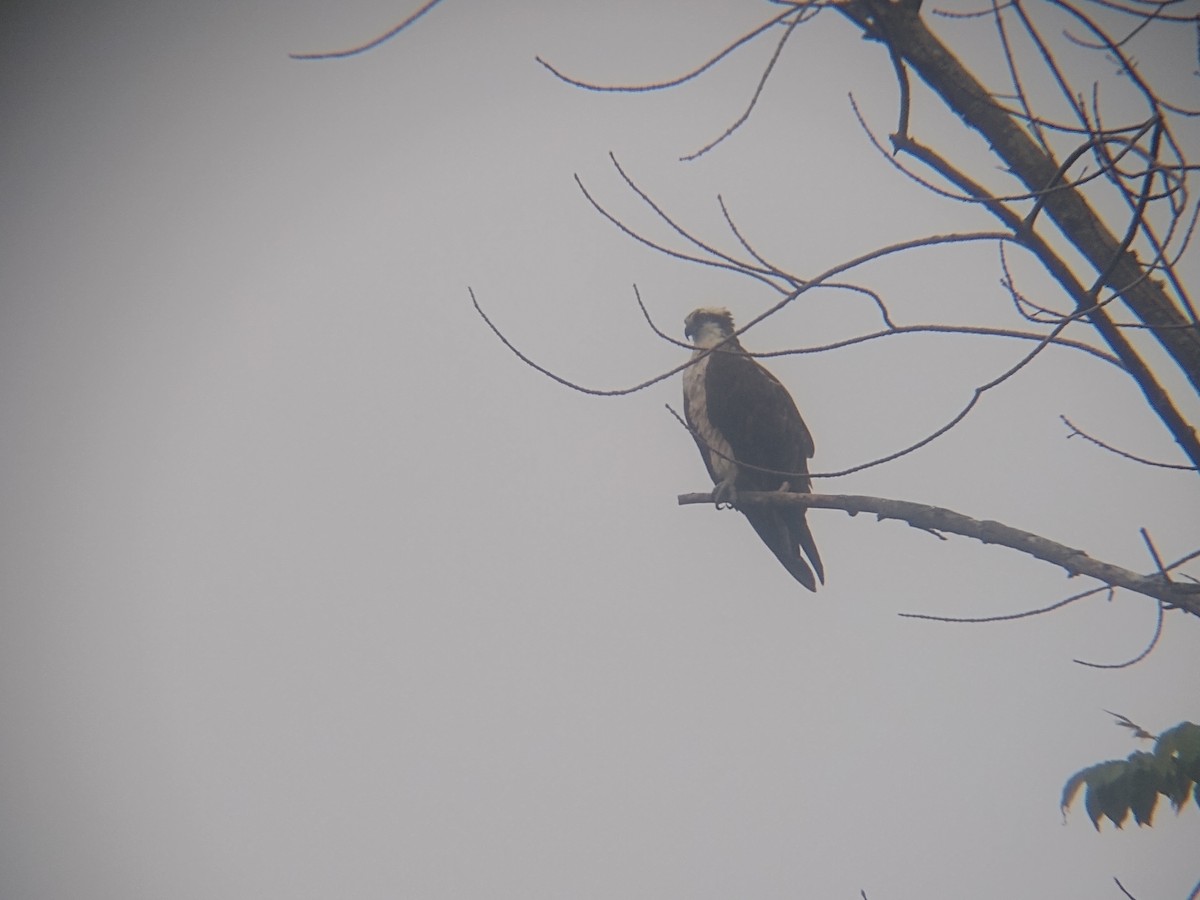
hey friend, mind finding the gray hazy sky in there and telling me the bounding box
[1,2,1197,898]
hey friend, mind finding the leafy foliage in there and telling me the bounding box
[1062,723,1200,829]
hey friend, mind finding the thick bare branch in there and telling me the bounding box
[837,1,1200,396]
[677,490,1200,617]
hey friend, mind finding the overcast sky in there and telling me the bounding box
[1,2,1197,898]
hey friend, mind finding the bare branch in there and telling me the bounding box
[633,286,696,352]
[1104,710,1156,741]
[676,490,1200,615]
[990,0,1051,153]
[1073,1,1200,25]
[573,171,787,292]
[1073,597,1164,668]
[900,584,1110,624]
[837,4,1200,467]
[769,322,1121,366]
[1141,528,1170,581]
[811,310,1089,478]
[470,287,694,397]
[717,194,782,276]
[289,0,446,60]
[534,6,804,93]
[1061,415,1199,470]
[606,156,787,285]
[681,12,807,161]
[999,243,1074,324]
[1056,1,1200,116]
[472,222,1035,412]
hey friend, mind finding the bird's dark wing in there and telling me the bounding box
[704,347,824,589]
[704,348,814,492]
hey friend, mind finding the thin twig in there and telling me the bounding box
[607,155,786,283]
[812,311,1080,478]
[534,6,801,93]
[289,0,445,60]
[470,287,692,397]
[1061,415,1199,470]
[681,12,807,161]
[991,0,1051,152]
[755,324,1123,369]
[634,287,692,351]
[1140,528,1170,583]
[1073,597,1164,668]
[1104,710,1156,741]
[573,172,788,293]
[899,584,1109,623]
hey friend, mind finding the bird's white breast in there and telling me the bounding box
[683,349,738,484]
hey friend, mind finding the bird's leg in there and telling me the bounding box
[712,478,738,510]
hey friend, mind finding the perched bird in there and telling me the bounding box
[681,307,824,590]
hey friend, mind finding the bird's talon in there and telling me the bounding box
[713,481,738,509]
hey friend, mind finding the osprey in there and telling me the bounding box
[682,307,824,590]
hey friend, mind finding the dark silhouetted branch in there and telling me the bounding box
[1061,415,1199,470]
[535,6,804,92]
[289,0,445,60]
[838,1,1200,399]
[1073,598,1164,669]
[900,584,1111,624]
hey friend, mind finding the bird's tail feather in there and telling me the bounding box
[744,510,819,592]
[789,509,824,585]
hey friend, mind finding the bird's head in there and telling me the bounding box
[684,307,736,346]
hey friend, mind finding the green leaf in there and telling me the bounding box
[1161,759,1192,811]
[1155,722,1200,764]
[1177,782,1193,813]
[1070,761,1127,830]
[1061,769,1089,814]
[1126,754,1160,827]
[1153,723,1200,813]
[1096,774,1132,829]
[1084,781,1105,829]
[1065,722,1200,831]
[1130,786,1157,826]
